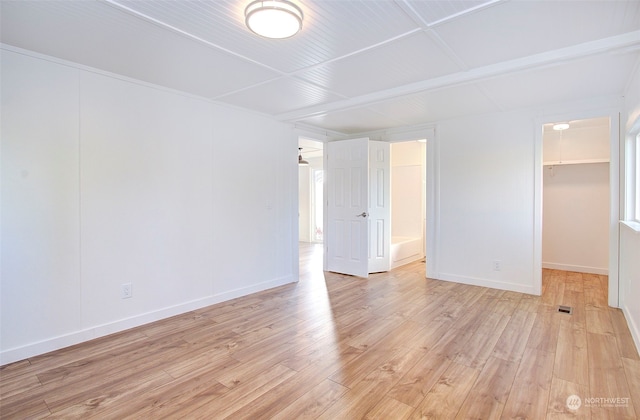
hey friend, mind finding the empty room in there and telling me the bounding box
[2,0,640,418]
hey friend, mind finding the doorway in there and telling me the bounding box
[535,112,620,306]
[322,137,428,277]
[298,138,324,244]
[542,117,611,275]
[298,130,433,279]
[390,140,427,269]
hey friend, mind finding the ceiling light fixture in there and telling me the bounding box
[298,148,309,166]
[298,147,309,166]
[245,0,303,39]
[552,122,570,131]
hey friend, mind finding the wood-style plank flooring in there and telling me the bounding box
[1,243,639,419]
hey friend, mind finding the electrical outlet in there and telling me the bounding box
[121,283,132,299]
[492,260,501,271]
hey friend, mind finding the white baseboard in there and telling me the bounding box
[436,272,538,295]
[542,262,608,275]
[0,275,294,366]
[621,304,640,358]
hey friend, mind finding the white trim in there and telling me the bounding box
[0,275,295,365]
[542,262,608,275]
[543,158,610,166]
[607,109,621,307]
[294,123,343,139]
[276,31,640,123]
[533,118,544,296]
[624,133,640,222]
[621,220,640,233]
[534,107,622,307]
[425,127,439,279]
[357,123,436,144]
[621,305,640,360]
[289,128,301,283]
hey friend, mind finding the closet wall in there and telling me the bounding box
[542,118,610,274]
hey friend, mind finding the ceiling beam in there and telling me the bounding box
[276,30,640,122]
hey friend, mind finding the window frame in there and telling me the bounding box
[625,131,640,224]
[634,133,640,222]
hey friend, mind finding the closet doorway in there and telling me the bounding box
[541,117,611,276]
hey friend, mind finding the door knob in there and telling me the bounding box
[356,212,368,218]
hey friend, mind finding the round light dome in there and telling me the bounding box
[245,0,303,39]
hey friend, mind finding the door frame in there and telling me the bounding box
[294,125,436,279]
[534,108,621,306]
[295,130,331,280]
[384,126,437,278]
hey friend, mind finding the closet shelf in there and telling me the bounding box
[543,158,609,166]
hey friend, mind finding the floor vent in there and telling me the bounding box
[558,305,573,315]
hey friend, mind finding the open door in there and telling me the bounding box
[326,138,370,277]
[368,141,391,273]
[326,138,391,277]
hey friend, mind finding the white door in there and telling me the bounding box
[368,141,391,273]
[326,138,369,277]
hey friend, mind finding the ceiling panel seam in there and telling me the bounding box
[285,28,423,77]
[104,0,286,76]
[211,75,293,100]
[395,0,502,28]
[424,29,469,70]
[425,0,505,28]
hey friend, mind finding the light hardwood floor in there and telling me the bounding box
[1,243,639,419]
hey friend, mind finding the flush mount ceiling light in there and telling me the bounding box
[552,122,570,131]
[245,0,303,39]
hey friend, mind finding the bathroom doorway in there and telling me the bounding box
[390,140,427,269]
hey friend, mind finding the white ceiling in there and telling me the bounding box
[2,0,640,135]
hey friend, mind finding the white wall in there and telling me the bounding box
[542,163,609,274]
[543,123,610,163]
[433,110,537,294]
[428,98,624,297]
[620,66,640,354]
[1,49,297,364]
[391,141,424,240]
[1,50,82,351]
[620,223,640,353]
